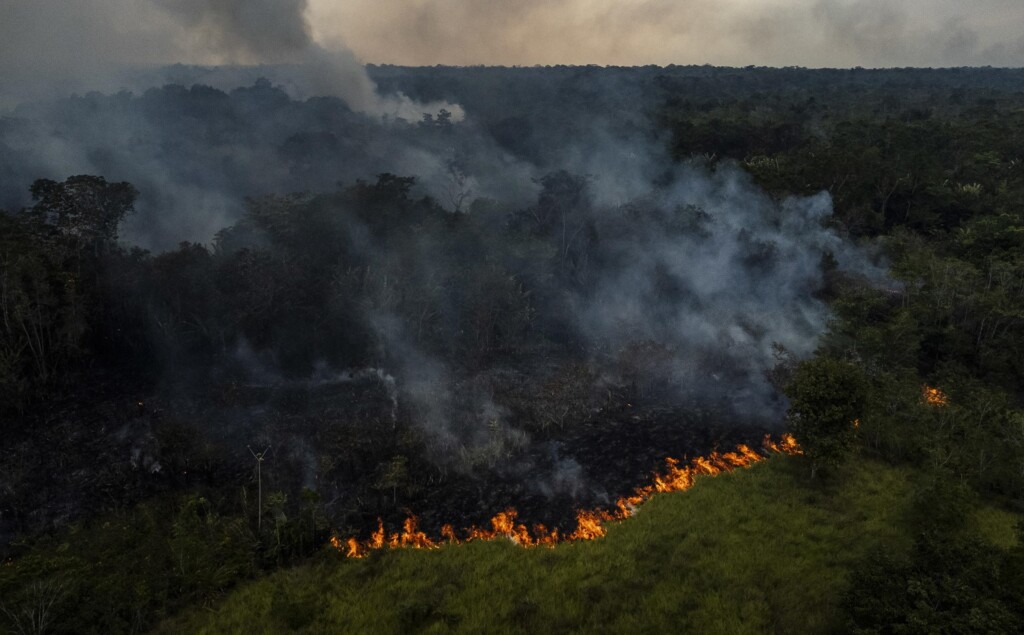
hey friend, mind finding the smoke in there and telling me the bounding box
[0,0,460,118]
[0,0,179,105]
[0,79,479,249]
[567,165,872,417]
[516,118,885,420]
[313,0,1024,67]
[152,0,461,118]
[297,124,885,472]
[0,58,891,491]
[3,0,1003,543]
[2,0,1022,106]
[0,3,465,246]
[155,0,315,62]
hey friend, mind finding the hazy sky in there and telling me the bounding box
[2,0,1023,91]
[311,0,1024,67]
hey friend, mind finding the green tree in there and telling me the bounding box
[845,479,1023,633]
[785,356,868,478]
[0,176,138,408]
[374,455,410,506]
[169,496,256,603]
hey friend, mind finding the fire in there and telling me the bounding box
[922,385,948,406]
[441,524,458,543]
[346,538,361,558]
[330,433,803,558]
[762,433,802,455]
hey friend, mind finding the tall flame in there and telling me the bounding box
[332,433,802,558]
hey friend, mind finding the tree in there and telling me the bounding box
[28,175,136,249]
[845,478,1024,633]
[784,356,868,478]
[374,455,409,506]
[0,578,66,635]
[0,177,138,405]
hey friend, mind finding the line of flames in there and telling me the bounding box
[331,433,803,558]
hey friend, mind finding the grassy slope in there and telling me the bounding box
[158,456,1019,634]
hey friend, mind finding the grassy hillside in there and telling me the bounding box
[157,455,1020,634]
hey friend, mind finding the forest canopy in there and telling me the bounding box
[2,65,1024,633]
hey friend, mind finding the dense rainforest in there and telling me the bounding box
[1,65,1023,633]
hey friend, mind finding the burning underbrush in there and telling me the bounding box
[922,385,949,406]
[332,433,802,557]
[0,362,793,556]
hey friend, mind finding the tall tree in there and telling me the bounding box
[785,356,868,478]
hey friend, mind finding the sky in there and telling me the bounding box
[311,0,1024,68]
[1,0,1023,96]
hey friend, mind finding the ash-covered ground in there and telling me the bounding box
[1,368,779,547]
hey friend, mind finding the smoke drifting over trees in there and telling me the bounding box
[5,0,1022,82]
[5,4,1024,633]
[0,0,458,118]
[152,0,460,118]
[0,0,893,592]
[0,61,888,491]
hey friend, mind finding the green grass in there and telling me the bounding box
[975,505,1022,549]
[156,456,1016,634]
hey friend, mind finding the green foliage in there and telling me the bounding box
[156,458,1020,634]
[0,177,136,410]
[846,535,1022,634]
[374,455,410,507]
[169,496,256,601]
[0,495,257,634]
[785,357,868,478]
[845,478,1023,634]
[9,69,1024,632]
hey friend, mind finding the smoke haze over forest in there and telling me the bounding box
[6,3,1024,632]
[0,4,927,494]
[3,0,1024,99]
[0,57,893,522]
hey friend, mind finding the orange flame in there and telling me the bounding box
[441,524,457,543]
[345,537,361,558]
[331,433,802,558]
[922,385,948,406]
